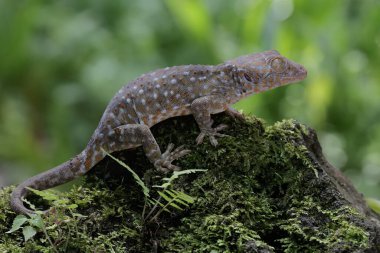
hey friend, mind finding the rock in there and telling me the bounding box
[1,113,379,252]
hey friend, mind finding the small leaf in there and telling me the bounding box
[153,199,165,207]
[26,187,59,201]
[175,191,195,203]
[173,198,189,207]
[6,215,28,233]
[22,198,36,211]
[66,204,78,209]
[72,213,87,218]
[29,215,44,229]
[157,169,207,188]
[168,202,183,211]
[53,199,69,205]
[158,191,172,202]
[165,190,177,198]
[23,226,37,242]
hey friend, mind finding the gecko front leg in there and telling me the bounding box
[225,106,245,121]
[191,96,229,146]
[114,124,190,172]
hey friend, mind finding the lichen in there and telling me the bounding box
[0,114,373,252]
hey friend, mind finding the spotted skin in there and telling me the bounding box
[11,50,307,214]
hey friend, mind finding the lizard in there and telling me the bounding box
[10,50,307,215]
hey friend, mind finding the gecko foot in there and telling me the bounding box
[154,144,191,173]
[196,124,229,147]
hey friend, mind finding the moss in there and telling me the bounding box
[0,114,377,252]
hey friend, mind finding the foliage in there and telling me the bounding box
[0,114,374,252]
[367,197,380,215]
[104,150,205,223]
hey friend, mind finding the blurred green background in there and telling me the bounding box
[0,0,379,198]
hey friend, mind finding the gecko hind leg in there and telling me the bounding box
[113,124,190,173]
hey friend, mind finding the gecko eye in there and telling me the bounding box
[243,73,253,82]
[270,57,287,73]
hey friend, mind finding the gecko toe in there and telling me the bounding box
[209,136,218,147]
[155,144,190,173]
[196,133,206,145]
[215,124,228,131]
[163,143,175,156]
[170,147,191,161]
[196,124,228,146]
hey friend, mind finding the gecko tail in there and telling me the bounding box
[10,151,87,215]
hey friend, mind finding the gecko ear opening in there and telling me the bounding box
[240,70,261,84]
[243,73,253,82]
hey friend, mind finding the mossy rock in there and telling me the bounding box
[1,114,379,252]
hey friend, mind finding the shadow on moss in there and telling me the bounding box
[1,113,379,252]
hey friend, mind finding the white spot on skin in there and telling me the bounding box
[162,75,167,79]
[203,85,209,90]
[139,89,144,94]
[170,79,177,84]
[170,90,174,95]
[175,93,181,99]
[199,76,206,81]
[190,77,196,82]
[153,93,158,99]
[183,71,189,75]
[164,91,168,97]
[80,164,87,173]
[173,105,179,110]
[220,71,225,77]
[126,98,131,103]
[154,78,158,81]
[155,84,161,89]
[133,86,138,90]
[161,109,167,114]
[141,99,146,105]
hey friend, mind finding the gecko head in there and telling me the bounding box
[226,50,307,96]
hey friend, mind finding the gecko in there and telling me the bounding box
[11,50,307,214]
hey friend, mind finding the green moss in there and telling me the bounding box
[278,196,369,253]
[0,114,374,252]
